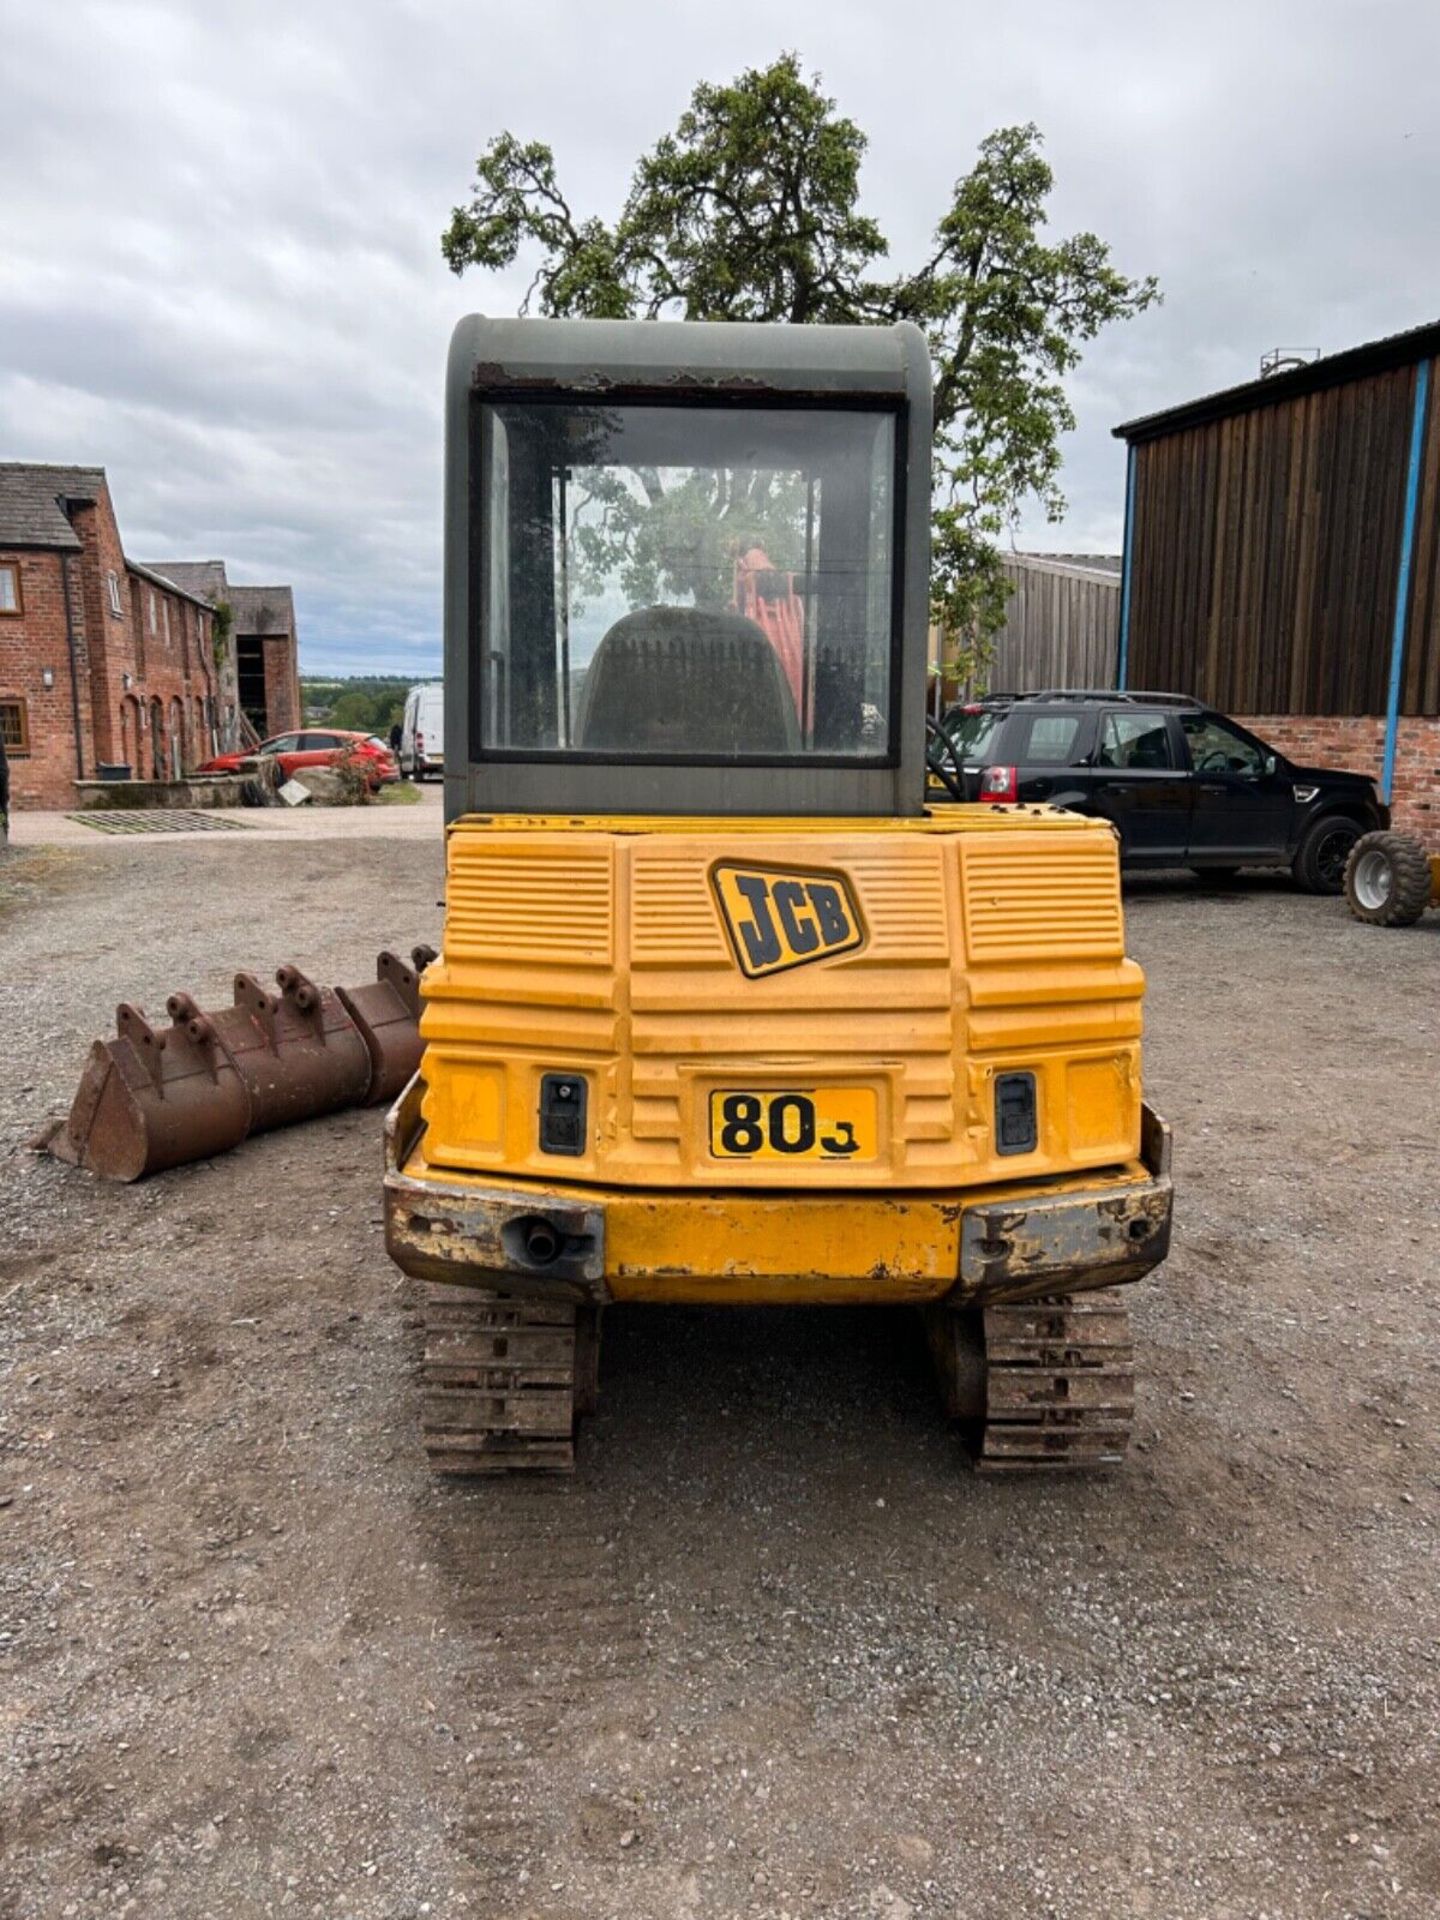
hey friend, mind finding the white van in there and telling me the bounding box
[399,683,444,781]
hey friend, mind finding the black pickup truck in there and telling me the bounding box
[932,690,1388,892]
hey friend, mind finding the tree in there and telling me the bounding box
[331,689,382,733]
[442,56,1157,685]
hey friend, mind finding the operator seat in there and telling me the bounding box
[575,606,801,754]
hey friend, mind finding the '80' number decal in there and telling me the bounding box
[708,1087,877,1163]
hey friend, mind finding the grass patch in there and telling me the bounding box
[376,780,423,806]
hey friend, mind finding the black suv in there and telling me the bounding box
[931,691,1388,892]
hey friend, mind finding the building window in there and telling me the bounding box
[1,696,30,756]
[107,570,122,616]
[0,562,21,615]
[149,591,157,635]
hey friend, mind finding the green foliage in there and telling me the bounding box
[443,56,1157,685]
[331,689,382,732]
[567,466,808,613]
[328,742,376,806]
[211,600,233,666]
[301,677,414,734]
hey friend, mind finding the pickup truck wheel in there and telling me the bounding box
[1293,814,1361,894]
[1344,830,1432,926]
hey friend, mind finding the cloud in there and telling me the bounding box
[3,0,1438,670]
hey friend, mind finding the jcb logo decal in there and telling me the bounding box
[712,864,865,979]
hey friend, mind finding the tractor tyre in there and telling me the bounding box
[1292,814,1362,895]
[1344,830,1432,927]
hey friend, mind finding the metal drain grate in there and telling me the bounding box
[68,810,254,835]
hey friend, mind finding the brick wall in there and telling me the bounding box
[1,479,219,809]
[261,634,300,735]
[1236,714,1440,844]
[0,548,96,808]
[123,567,218,777]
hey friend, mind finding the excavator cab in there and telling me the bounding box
[384,315,1173,1473]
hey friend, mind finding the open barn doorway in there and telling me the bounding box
[237,635,268,736]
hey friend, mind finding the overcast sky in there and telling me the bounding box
[3,0,1437,674]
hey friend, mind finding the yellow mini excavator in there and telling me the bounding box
[383,314,1173,1473]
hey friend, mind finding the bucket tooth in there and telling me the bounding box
[336,951,426,1107]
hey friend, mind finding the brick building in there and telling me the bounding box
[146,564,302,740]
[231,583,302,737]
[1115,319,1440,841]
[0,465,232,810]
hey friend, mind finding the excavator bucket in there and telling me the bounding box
[336,948,431,1106]
[36,951,430,1181]
[41,999,252,1182]
[210,966,373,1133]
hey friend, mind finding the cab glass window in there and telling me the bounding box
[477,401,897,760]
[1100,713,1175,770]
[1182,713,1264,775]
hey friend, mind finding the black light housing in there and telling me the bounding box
[539,1073,588,1156]
[994,1071,1038,1156]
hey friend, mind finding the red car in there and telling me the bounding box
[199,729,399,789]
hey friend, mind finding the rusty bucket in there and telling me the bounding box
[37,950,431,1182]
[41,999,252,1182]
[211,966,373,1134]
[337,950,429,1106]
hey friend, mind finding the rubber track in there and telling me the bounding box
[422,1284,578,1473]
[978,1289,1135,1471]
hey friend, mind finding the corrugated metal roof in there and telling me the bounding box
[0,462,105,549]
[1114,316,1440,444]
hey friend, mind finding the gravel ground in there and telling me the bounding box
[1,835,1437,1920]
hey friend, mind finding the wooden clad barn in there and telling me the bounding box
[1114,319,1440,837]
[933,553,1121,705]
[986,553,1120,693]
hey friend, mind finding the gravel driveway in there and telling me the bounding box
[1,835,1437,1920]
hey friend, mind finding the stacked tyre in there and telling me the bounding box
[1343,830,1435,928]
